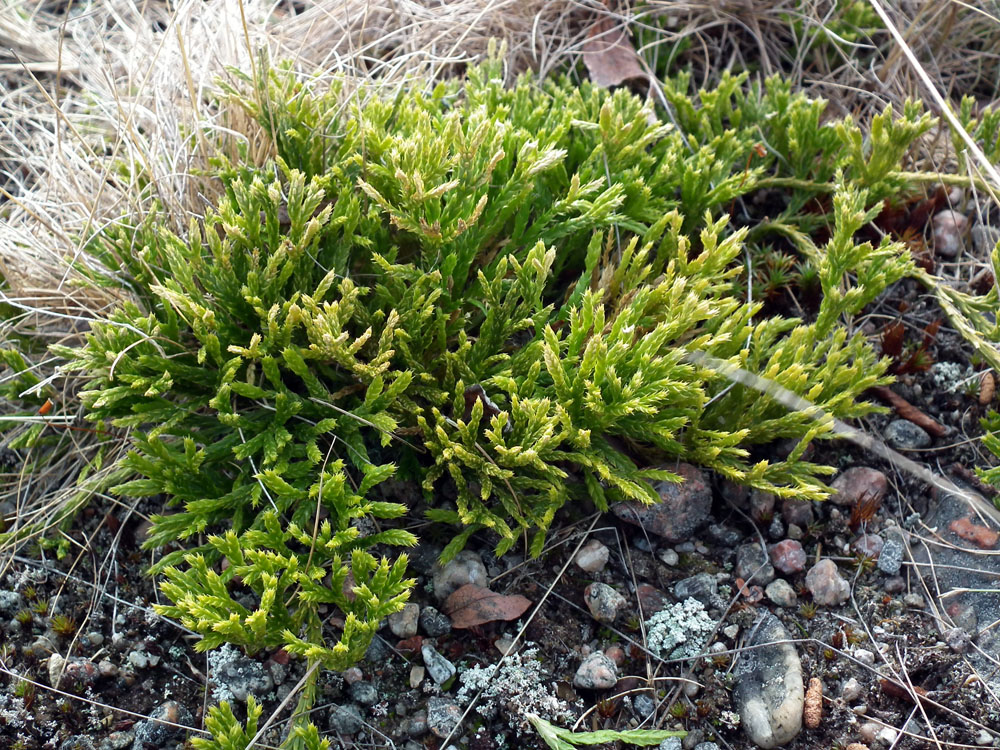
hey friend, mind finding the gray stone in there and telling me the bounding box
[885,419,931,451]
[0,589,22,615]
[584,582,627,623]
[573,652,618,690]
[673,573,718,606]
[736,543,775,585]
[131,701,193,750]
[780,498,814,527]
[706,524,742,547]
[658,548,680,566]
[932,209,969,258]
[841,677,862,703]
[213,653,273,702]
[365,636,391,663]
[389,603,420,638]
[419,606,452,637]
[328,703,364,735]
[764,579,798,608]
[633,692,656,718]
[422,643,456,685]
[878,537,904,575]
[432,550,488,602]
[404,710,428,736]
[426,697,462,739]
[349,680,378,706]
[575,539,611,573]
[60,737,96,750]
[658,738,682,750]
[732,612,804,749]
[767,516,785,540]
[693,744,720,750]
[611,463,712,542]
[972,223,1000,255]
[944,627,972,654]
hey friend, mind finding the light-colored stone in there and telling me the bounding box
[732,612,803,748]
[805,559,850,606]
[584,582,627,623]
[573,652,618,690]
[575,539,611,573]
[389,603,420,638]
[432,550,488,602]
[421,644,456,685]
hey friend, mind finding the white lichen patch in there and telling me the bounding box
[456,645,574,733]
[645,597,716,660]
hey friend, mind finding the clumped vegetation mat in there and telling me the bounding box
[3,1,1000,749]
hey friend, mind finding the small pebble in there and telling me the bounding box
[422,644,456,685]
[736,543,775,585]
[427,698,463,739]
[830,467,887,507]
[764,579,798,608]
[877,727,899,744]
[432,550,488,602]
[131,701,193,749]
[409,666,425,688]
[349,680,378,706]
[781,498,814,527]
[419,606,452,637]
[767,516,785,540]
[658,548,679,566]
[673,573,717,606]
[885,419,931,451]
[659,738,682,750]
[706,523,742,547]
[575,539,611,573]
[975,729,995,746]
[805,559,850,606]
[768,540,806,575]
[584,582,627,623]
[902,593,925,609]
[605,645,625,666]
[882,576,906,594]
[633,693,656,718]
[932,209,969,258]
[851,534,884,559]
[859,721,880,743]
[573,652,618,690]
[854,649,875,666]
[944,627,972,654]
[388,603,420,639]
[328,703,364,735]
[842,677,862,703]
[343,667,363,685]
[878,537,904,575]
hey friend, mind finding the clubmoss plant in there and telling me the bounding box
[50,50,940,745]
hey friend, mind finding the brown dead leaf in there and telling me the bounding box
[582,16,647,89]
[442,584,532,629]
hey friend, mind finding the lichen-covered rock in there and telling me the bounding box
[584,582,627,623]
[732,612,804,748]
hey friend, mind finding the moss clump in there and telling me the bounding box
[54,52,934,744]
